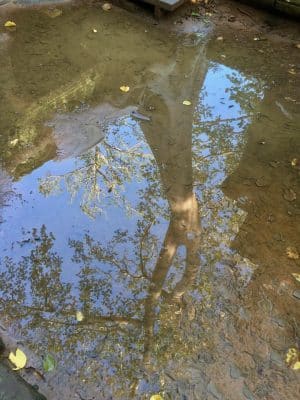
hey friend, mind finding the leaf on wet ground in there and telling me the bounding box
[8,348,27,370]
[283,188,296,202]
[150,395,163,400]
[286,348,300,370]
[120,85,130,93]
[102,3,112,11]
[286,246,299,260]
[4,21,16,28]
[285,97,296,102]
[293,361,300,370]
[292,273,300,283]
[183,100,191,106]
[10,138,19,146]
[76,310,84,321]
[43,354,57,372]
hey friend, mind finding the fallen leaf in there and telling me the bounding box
[292,361,300,370]
[150,395,163,400]
[216,36,223,41]
[285,97,296,102]
[92,28,97,33]
[10,138,18,146]
[4,21,16,28]
[292,273,300,283]
[182,100,191,106]
[286,347,298,364]
[76,310,84,321]
[283,188,296,202]
[291,158,298,167]
[102,3,112,11]
[8,348,27,370]
[43,354,57,372]
[120,85,130,93]
[286,246,299,260]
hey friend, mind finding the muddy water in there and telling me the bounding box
[0,3,300,400]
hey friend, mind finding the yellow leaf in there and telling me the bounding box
[182,100,191,106]
[286,246,299,260]
[10,138,18,146]
[8,348,27,370]
[292,273,300,283]
[4,21,16,28]
[292,361,300,370]
[120,86,130,93]
[286,348,298,364]
[92,28,97,33]
[291,158,298,167]
[150,395,163,400]
[76,310,84,322]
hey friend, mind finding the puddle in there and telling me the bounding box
[0,3,300,399]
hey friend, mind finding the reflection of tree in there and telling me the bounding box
[0,31,270,399]
[39,121,155,218]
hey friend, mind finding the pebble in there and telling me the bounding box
[243,385,255,400]
[292,289,300,300]
[230,364,242,379]
[207,382,222,399]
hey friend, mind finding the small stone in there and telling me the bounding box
[270,350,284,367]
[207,382,222,399]
[230,364,242,379]
[102,2,112,11]
[243,385,255,400]
[292,290,300,300]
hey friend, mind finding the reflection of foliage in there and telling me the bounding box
[0,226,74,320]
[39,118,155,218]
[0,63,267,398]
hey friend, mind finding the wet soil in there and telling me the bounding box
[0,1,300,399]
